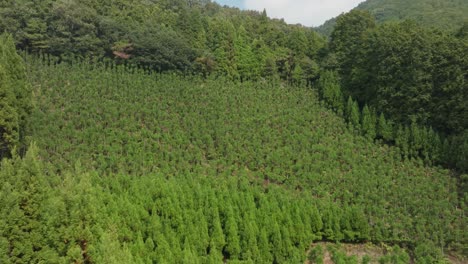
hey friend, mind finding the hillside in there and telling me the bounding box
[0,0,325,82]
[317,0,468,36]
[1,53,463,262]
[0,0,467,262]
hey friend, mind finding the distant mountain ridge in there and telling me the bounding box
[317,0,468,36]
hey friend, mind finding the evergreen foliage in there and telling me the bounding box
[1,56,460,262]
[327,10,468,173]
[308,245,324,264]
[361,105,377,141]
[0,33,31,159]
[318,70,343,113]
[318,0,468,36]
[0,1,467,263]
[0,0,325,81]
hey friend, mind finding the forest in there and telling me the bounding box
[0,0,467,263]
[317,0,468,36]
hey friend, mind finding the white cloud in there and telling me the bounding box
[244,0,365,27]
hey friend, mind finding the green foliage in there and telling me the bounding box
[318,0,468,36]
[0,52,464,262]
[0,33,31,159]
[347,98,361,133]
[413,242,445,264]
[308,245,324,264]
[361,105,377,141]
[128,24,197,72]
[329,10,376,83]
[329,246,359,264]
[362,255,371,264]
[0,0,325,82]
[328,12,468,173]
[235,26,262,81]
[0,0,465,262]
[378,246,410,264]
[344,20,467,132]
[445,131,468,172]
[292,64,304,86]
[377,113,393,142]
[47,0,103,57]
[318,70,343,112]
[224,206,241,259]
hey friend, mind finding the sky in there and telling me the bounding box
[214,0,366,27]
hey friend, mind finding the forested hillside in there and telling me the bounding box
[0,49,465,263]
[317,0,468,36]
[1,1,466,165]
[0,0,467,263]
[0,35,31,159]
[318,10,468,175]
[0,0,324,82]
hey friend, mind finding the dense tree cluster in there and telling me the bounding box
[1,1,467,262]
[318,0,468,36]
[1,147,429,263]
[322,10,468,173]
[0,34,31,159]
[13,56,464,262]
[0,0,324,82]
[2,1,465,174]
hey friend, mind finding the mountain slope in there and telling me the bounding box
[0,0,325,82]
[317,0,468,36]
[15,55,465,261]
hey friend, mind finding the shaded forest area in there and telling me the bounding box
[0,0,325,81]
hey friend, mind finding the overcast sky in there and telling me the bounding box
[214,0,365,27]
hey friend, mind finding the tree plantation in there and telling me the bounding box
[0,0,467,263]
[0,44,463,263]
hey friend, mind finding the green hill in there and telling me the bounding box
[0,0,325,82]
[1,53,464,262]
[0,0,466,260]
[317,0,468,36]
